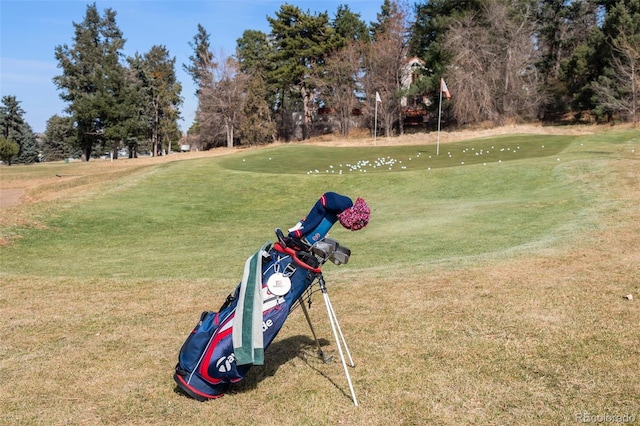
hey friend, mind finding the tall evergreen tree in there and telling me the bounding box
[103,50,142,159]
[536,0,600,117]
[0,96,38,164]
[592,0,640,122]
[267,4,340,140]
[183,24,216,95]
[120,55,152,158]
[332,4,370,43]
[236,30,273,75]
[239,73,276,145]
[236,30,277,141]
[137,45,183,156]
[184,24,216,146]
[0,136,20,165]
[408,0,483,123]
[42,115,77,161]
[16,123,39,164]
[0,96,25,144]
[369,0,394,39]
[53,3,127,161]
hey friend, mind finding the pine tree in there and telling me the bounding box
[53,3,127,161]
[0,136,20,165]
[592,0,640,122]
[138,45,183,156]
[239,73,275,145]
[0,96,38,164]
[183,24,216,95]
[332,4,370,43]
[43,115,77,161]
[267,4,340,140]
[236,30,273,76]
[183,24,216,147]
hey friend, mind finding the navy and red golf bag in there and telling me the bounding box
[173,238,323,401]
[173,192,370,401]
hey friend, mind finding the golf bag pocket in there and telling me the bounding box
[174,304,251,400]
[176,310,219,374]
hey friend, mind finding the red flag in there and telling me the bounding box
[440,78,451,100]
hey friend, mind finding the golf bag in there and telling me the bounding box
[174,192,369,403]
[173,236,327,401]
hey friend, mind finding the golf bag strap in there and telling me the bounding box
[273,242,322,273]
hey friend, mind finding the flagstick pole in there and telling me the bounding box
[374,98,378,147]
[437,84,443,156]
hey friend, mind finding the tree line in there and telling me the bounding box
[1,0,638,164]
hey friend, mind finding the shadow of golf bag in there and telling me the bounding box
[173,237,328,401]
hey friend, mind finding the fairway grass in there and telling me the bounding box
[0,134,591,278]
[1,128,639,425]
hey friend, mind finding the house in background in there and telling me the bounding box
[401,57,429,127]
[312,56,431,136]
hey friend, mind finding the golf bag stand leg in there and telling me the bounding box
[300,296,330,362]
[319,274,358,406]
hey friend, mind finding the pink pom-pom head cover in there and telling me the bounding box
[338,197,370,231]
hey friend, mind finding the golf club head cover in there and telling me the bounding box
[338,197,370,231]
[288,192,355,245]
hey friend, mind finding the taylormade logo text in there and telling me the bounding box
[262,319,273,332]
[216,353,235,373]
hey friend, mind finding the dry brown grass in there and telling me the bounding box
[1,125,639,425]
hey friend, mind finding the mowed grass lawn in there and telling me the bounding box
[1,128,639,425]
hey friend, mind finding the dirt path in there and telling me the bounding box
[0,189,24,208]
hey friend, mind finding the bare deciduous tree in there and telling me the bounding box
[445,0,542,125]
[313,41,364,137]
[198,53,248,148]
[363,0,411,137]
[445,12,496,125]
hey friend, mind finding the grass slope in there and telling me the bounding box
[1,129,639,425]
[1,134,584,278]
